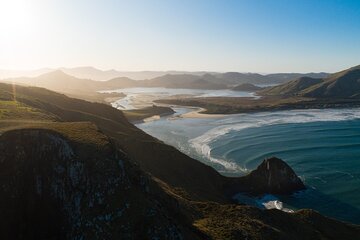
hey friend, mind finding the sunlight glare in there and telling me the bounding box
[0,0,36,33]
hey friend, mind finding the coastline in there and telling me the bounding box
[156,96,360,115]
[123,106,175,123]
[111,90,229,120]
[176,107,226,119]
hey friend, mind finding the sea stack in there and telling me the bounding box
[244,157,306,194]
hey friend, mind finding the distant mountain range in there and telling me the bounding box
[261,65,360,98]
[0,67,217,81]
[2,68,330,97]
[5,65,360,102]
[0,66,329,83]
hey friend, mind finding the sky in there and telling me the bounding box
[0,0,360,73]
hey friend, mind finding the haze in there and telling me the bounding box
[1,0,360,73]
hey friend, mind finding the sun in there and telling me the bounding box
[0,0,36,33]
[0,0,43,69]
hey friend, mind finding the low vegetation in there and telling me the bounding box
[157,66,360,115]
[1,82,359,239]
[123,105,175,122]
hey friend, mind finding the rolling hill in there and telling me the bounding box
[1,82,360,239]
[3,67,331,93]
[232,83,263,91]
[261,65,360,98]
[1,66,329,82]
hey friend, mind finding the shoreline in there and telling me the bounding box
[156,96,360,115]
[110,91,229,120]
[123,106,175,123]
[173,106,226,119]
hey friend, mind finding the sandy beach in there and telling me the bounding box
[178,107,225,119]
[113,91,227,120]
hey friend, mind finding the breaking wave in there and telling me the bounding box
[233,193,294,212]
[190,108,360,171]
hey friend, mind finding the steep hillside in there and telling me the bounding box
[0,126,195,239]
[2,127,358,239]
[265,72,329,84]
[260,77,324,96]
[1,83,360,239]
[261,65,360,98]
[303,65,360,98]
[0,82,227,202]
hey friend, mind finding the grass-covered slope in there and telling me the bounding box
[260,77,324,96]
[5,70,128,103]
[302,65,360,98]
[0,82,227,202]
[261,65,360,98]
[123,105,175,122]
[1,82,360,239]
[0,126,198,239]
[191,203,360,239]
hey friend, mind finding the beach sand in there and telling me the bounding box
[116,92,225,120]
[178,107,225,119]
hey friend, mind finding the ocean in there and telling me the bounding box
[137,107,360,224]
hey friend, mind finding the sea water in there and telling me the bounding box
[138,108,360,224]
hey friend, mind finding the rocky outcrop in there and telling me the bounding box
[244,157,306,194]
[226,157,305,195]
[0,128,191,240]
[2,83,360,240]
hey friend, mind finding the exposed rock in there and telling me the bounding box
[1,83,360,240]
[243,157,305,194]
[225,157,305,195]
[0,128,189,240]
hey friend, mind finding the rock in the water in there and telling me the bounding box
[244,157,305,194]
[225,157,305,195]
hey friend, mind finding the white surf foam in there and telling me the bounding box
[233,193,294,213]
[256,194,294,213]
[190,108,360,171]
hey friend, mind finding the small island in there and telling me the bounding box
[123,105,175,122]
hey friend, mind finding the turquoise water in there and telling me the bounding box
[211,121,360,223]
[138,108,360,224]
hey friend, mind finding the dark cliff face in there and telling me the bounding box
[243,157,305,194]
[1,83,360,240]
[0,129,188,240]
[225,157,305,196]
